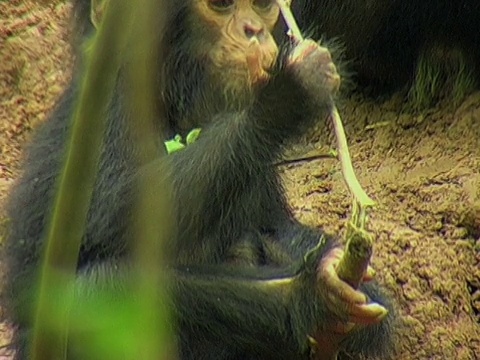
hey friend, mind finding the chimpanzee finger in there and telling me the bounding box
[246,38,269,84]
[321,265,388,324]
[346,303,389,325]
[288,39,320,64]
[319,258,368,305]
[246,38,262,64]
[362,265,376,282]
[330,321,356,334]
[320,283,366,322]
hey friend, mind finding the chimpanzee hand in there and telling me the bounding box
[287,39,341,98]
[252,38,341,142]
[246,38,277,85]
[317,247,388,330]
[305,247,389,356]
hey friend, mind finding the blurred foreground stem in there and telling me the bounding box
[31,0,135,359]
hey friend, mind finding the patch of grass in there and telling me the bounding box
[408,43,477,111]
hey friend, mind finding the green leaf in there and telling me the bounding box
[186,128,202,145]
[164,129,202,154]
[164,137,185,154]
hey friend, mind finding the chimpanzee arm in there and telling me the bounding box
[144,57,333,263]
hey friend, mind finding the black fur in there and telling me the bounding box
[3,1,396,359]
[292,0,480,97]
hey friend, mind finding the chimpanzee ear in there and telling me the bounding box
[90,0,109,29]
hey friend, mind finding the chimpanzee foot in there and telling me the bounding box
[301,238,387,325]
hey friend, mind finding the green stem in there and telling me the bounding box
[30,1,134,359]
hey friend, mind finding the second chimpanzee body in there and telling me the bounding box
[288,0,480,98]
[3,0,396,359]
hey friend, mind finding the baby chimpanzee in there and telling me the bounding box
[3,0,396,359]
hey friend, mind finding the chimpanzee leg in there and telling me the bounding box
[273,221,396,358]
[64,249,335,360]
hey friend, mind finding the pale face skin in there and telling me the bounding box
[193,0,280,87]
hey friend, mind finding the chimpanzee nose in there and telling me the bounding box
[243,19,264,39]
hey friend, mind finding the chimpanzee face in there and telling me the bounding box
[192,0,280,90]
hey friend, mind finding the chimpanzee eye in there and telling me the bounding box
[209,0,235,12]
[253,0,274,11]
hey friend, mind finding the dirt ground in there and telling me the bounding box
[0,1,479,359]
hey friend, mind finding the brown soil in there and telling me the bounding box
[0,1,479,359]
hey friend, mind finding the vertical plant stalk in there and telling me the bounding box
[30,0,135,359]
[127,0,176,359]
